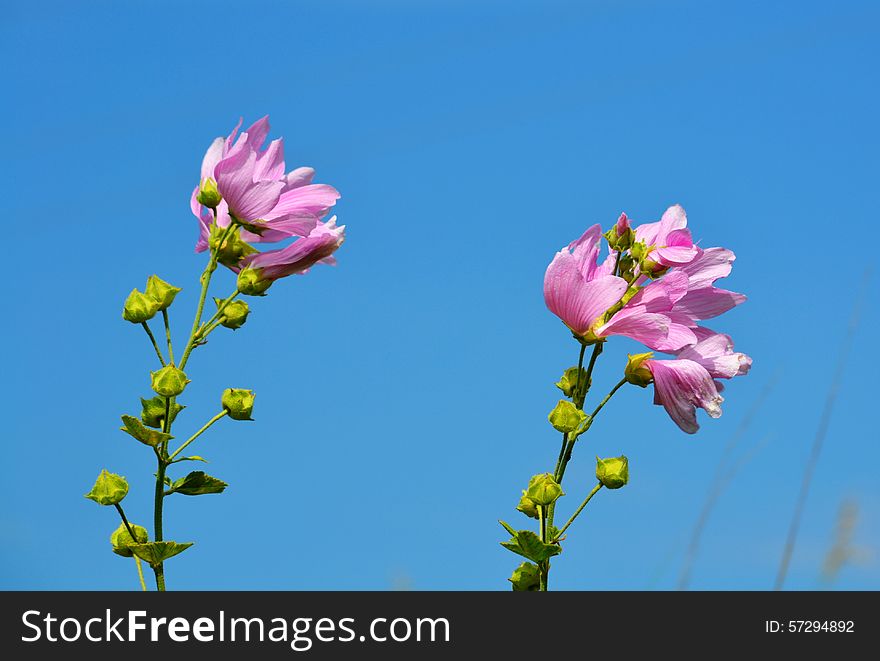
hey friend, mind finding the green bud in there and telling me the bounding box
[516,492,539,519]
[196,177,222,209]
[596,455,629,489]
[122,288,159,324]
[236,266,273,296]
[548,399,588,434]
[222,388,255,421]
[84,469,129,506]
[624,352,654,387]
[145,275,181,311]
[150,364,189,398]
[140,395,184,428]
[526,473,564,506]
[616,227,635,251]
[630,241,648,260]
[555,366,587,398]
[214,298,250,330]
[639,258,669,278]
[209,224,258,268]
[508,562,541,591]
[110,522,149,557]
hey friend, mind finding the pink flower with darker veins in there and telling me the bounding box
[191,116,340,253]
[546,204,751,434]
[235,218,346,296]
[638,331,752,433]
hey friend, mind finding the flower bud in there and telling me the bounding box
[214,298,250,330]
[150,364,189,398]
[555,366,587,398]
[140,395,184,428]
[110,522,149,557]
[122,288,159,323]
[516,492,539,519]
[145,275,182,311]
[624,352,654,387]
[222,388,255,421]
[196,177,222,209]
[508,562,541,591]
[236,266,273,296]
[596,455,629,489]
[84,469,129,506]
[548,399,588,434]
[526,473,564,506]
[210,224,257,268]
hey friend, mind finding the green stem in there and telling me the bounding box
[162,309,175,365]
[169,410,228,461]
[179,221,235,370]
[553,483,603,541]
[538,505,549,591]
[556,377,627,485]
[581,342,603,405]
[141,323,166,366]
[134,557,147,592]
[113,503,138,543]
[153,453,167,591]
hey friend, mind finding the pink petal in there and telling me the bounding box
[215,147,284,221]
[243,115,271,151]
[200,137,225,181]
[646,358,723,434]
[253,138,286,181]
[283,167,316,191]
[597,306,671,349]
[543,256,627,334]
[679,247,736,289]
[676,287,746,320]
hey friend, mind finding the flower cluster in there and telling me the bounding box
[503,204,750,592]
[544,205,751,433]
[191,116,345,295]
[88,115,345,591]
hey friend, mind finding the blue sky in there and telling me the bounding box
[2,0,877,590]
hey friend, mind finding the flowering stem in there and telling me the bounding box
[162,309,175,365]
[134,557,147,592]
[553,483,602,541]
[141,323,166,366]
[169,410,228,461]
[556,377,627,486]
[179,221,235,370]
[193,289,240,342]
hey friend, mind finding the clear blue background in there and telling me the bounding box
[2,0,877,590]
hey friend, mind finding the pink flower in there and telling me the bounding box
[543,225,632,336]
[191,116,340,252]
[235,218,345,295]
[633,204,699,267]
[543,226,697,350]
[643,331,751,433]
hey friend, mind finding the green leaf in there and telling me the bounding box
[168,471,228,496]
[172,455,208,464]
[498,520,518,537]
[500,530,562,563]
[129,541,193,567]
[120,415,173,447]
